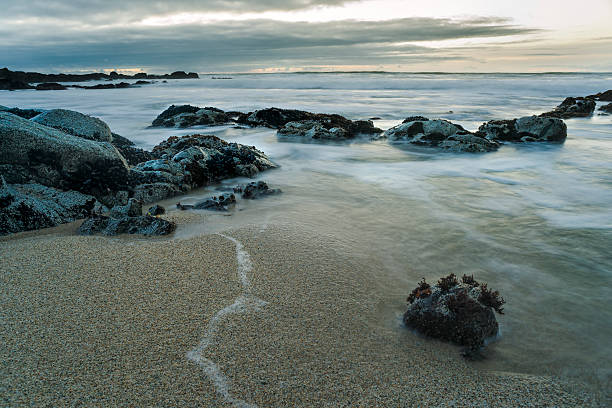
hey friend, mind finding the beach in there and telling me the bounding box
[0,214,605,406]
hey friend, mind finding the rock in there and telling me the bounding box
[598,103,612,114]
[192,194,236,211]
[0,107,44,119]
[403,274,504,354]
[131,183,183,204]
[78,214,175,236]
[586,90,612,101]
[381,118,499,152]
[32,109,113,142]
[234,181,282,199]
[146,204,165,216]
[109,198,142,218]
[0,177,97,235]
[0,67,198,83]
[0,78,33,90]
[402,116,430,123]
[71,82,131,90]
[540,97,596,119]
[134,80,152,85]
[477,116,567,143]
[110,133,135,147]
[0,112,129,201]
[151,105,229,127]
[277,121,349,140]
[110,133,156,166]
[35,82,67,91]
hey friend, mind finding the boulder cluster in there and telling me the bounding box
[404,274,505,356]
[0,107,278,236]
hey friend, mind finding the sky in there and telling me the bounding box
[2,0,611,73]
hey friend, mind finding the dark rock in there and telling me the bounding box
[134,80,152,85]
[0,68,198,83]
[151,104,229,127]
[234,181,282,199]
[278,121,349,140]
[402,116,430,123]
[146,204,165,216]
[403,274,504,354]
[0,78,33,90]
[31,109,113,142]
[35,82,67,91]
[477,116,567,143]
[115,146,156,166]
[0,107,44,119]
[110,133,135,147]
[380,118,499,152]
[71,82,131,90]
[79,214,175,236]
[0,112,130,201]
[540,97,596,119]
[132,183,183,204]
[109,198,142,218]
[598,103,612,114]
[0,177,97,235]
[586,90,612,101]
[193,194,236,211]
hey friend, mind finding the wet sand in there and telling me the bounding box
[0,219,605,407]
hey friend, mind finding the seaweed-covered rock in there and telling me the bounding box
[404,274,505,354]
[234,181,282,199]
[598,103,612,114]
[31,109,113,142]
[477,116,567,143]
[0,112,129,199]
[79,214,175,236]
[380,118,499,152]
[540,97,596,119]
[0,177,97,235]
[146,204,166,216]
[277,121,349,140]
[152,105,230,127]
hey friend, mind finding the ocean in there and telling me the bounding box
[2,72,611,392]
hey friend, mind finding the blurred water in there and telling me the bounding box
[2,73,611,392]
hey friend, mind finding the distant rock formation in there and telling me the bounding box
[540,97,596,119]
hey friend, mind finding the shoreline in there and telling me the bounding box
[0,219,605,406]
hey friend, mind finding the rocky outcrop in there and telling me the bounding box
[598,103,612,114]
[0,176,97,235]
[35,83,67,91]
[0,107,43,119]
[79,214,175,236]
[178,194,237,211]
[234,181,282,199]
[477,116,567,143]
[404,274,505,355]
[540,97,596,119]
[110,133,156,166]
[32,109,113,142]
[152,105,230,128]
[0,79,33,90]
[0,112,129,202]
[277,121,350,140]
[71,82,131,90]
[380,118,500,152]
[586,90,612,101]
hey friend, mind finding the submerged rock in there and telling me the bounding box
[35,82,67,91]
[31,109,113,142]
[152,105,230,127]
[540,97,596,119]
[380,118,499,152]
[598,103,612,114]
[0,177,97,235]
[79,214,175,236]
[234,181,282,199]
[477,116,567,142]
[177,194,237,212]
[404,274,505,355]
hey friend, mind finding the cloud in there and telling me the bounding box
[0,16,536,72]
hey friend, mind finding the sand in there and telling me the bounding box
[0,220,605,407]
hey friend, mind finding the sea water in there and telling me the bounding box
[2,72,611,392]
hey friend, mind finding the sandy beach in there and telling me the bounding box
[0,215,604,407]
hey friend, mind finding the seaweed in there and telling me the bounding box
[478,283,505,314]
[461,274,479,287]
[407,278,431,304]
[437,273,458,292]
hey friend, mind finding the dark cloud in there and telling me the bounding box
[0,16,536,72]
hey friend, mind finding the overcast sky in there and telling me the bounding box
[2,0,611,73]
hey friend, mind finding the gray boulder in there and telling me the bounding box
[0,112,130,200]
[32,109,113,142]
[380,118,499,152]
[277,120,350,140]
[540,97,596,119]
[0,177,97,235]
[477,116,567,143]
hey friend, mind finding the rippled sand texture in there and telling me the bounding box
[0,223,604,407]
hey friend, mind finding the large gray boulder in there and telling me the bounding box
[0,112,129,200]
[32,109,113,142]
[477,116,567,142]
[380,118,499,152]
[0,176,97,235]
